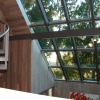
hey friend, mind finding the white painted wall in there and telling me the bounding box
[31,40,54,94]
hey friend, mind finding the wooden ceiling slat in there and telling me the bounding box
[0,0,30,35]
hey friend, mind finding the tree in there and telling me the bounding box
[21,0,97,81]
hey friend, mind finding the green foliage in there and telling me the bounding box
[66,69,80,80]
[52,68,65,79]
[21,0,97,81]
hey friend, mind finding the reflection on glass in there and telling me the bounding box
[95,21,100,28]
[56,38,73,49]
[60,51,77,67]
[50,24,68,32]
[44,52,60,66]
[98,51,100,68]
[51,68,65,79]
[71,22,92,30]
[78,51,96,67]
[32,26,47,33]
[42,0,66,22]
[94,0,100,18]
[38,39,54,49]
[65,68,80,80]
[75,36,94,48]
[82,69,97,81]
[66,0,91,20]
[21,0,44,24]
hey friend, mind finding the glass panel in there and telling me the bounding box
[21,0,44,24]
[98,51,100,67]
[44,52,60,66]
[51,68,65,79]
[71,22,92,30]
[32,26,47,33]
[66,0,91,20]
[82,69,97,81]
[65,68,80,81]
[94,0,100,18]
[95,21,100,28]
[50,24,68,32]
[56,38,73,49]
[97,35,100,48]
[38,39,54,49]
[60,51,77,67]
[75,36,94,48]
[78,51,96,67]
[42,0,66,22]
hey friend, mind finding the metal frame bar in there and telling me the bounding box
[71,37,83,82]
[9,28,100,41]
[94,41,99,84]
[16,0,100,83]
[62,0,83,82]
[37,0,68,81]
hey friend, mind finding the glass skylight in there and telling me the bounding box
[42,0,66,22]
[66,0,91,20]
[20,0,100,83]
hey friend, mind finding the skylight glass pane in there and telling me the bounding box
[51,68,65,80]
[66,0,91,20]
[60,51,77,67]
[95,21,100,28]
[98,51,100,67]
[75,36,94,48]
[44,52,60,66]
[94,0,100,18]
[21,0,44,24]
[97,36,100,48]
[50,24,68,32]
[71,22,92,30]
[78,51,96,67]
[38,39,54,49]
[32,26,47,33]
[65,68,80,81]
[82,69,97,81]
[42,0,66,22]
[55,38,73,49]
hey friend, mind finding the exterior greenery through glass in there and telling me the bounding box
[21,0,100,83]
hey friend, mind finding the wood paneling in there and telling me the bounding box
[0,40,31,92]
[0,0,30,35]
[52,81,100,99]
[0,4,31,92]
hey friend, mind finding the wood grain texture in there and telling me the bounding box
[0,40,31,92]
[52,81,100,99]
[0,7,31,92]
[0,0,30,35]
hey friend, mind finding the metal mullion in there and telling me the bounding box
[71,37,83,82]
[62,0,83,82]
[58,49,73,51]
[94,41,99,84]
[70,18,92,23]
[61,0,70,29]
[77,48,95,51]
[41,49,55,52]
[51,39,68,81]
[29,23,45,28]
[49,21,66,25]
[50,66,61,68]
[37,0,67,81]
[81,67,96,69]
[89,0,95,28]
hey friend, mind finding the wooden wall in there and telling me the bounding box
[52,81,100,99]
[0,8,31,92]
